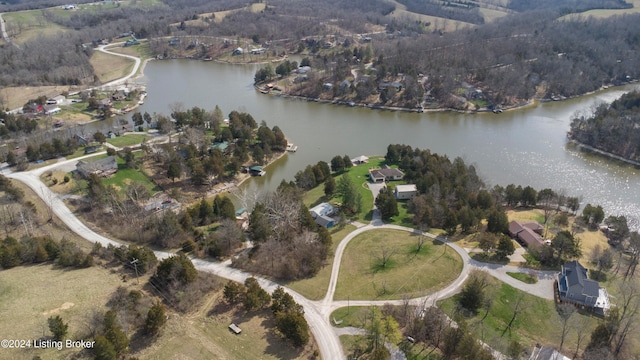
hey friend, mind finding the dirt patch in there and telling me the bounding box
[42,302,75,316]
[0,85,76,110]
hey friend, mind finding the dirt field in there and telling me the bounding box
[90,50,135,84]
[0,85,77,111]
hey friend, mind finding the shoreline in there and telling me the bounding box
[568,139,640,168]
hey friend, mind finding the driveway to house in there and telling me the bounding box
[6,159,557,359]
[95,43,143,89]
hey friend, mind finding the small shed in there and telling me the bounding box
[395,184,417,200]
[229,323,242,334]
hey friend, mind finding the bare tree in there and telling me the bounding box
[502,294,525,337]
[557,303,575,353]
[379,246,395,268]
[572,315,591,359]
[611,279,640,356]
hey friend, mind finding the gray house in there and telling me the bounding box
[76,156,118,178]
[557,261,610,315]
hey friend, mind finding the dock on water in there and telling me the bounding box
[286,143,298,152]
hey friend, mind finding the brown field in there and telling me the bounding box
[173,2,266,27]
[562,0,640,20]
[2,10,69,45]
[136,291,318,360]
[90,50,135,84]
[386,0,475,32]
[0,264,135,360]
[0,85,75,111]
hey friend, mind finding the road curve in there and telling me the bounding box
[95,43,143,89]
[5,159,345,360]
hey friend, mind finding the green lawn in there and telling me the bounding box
[330,306,370,328]
[106,134,150,147]
[506,272,538,284]
[102,155,159,194]
[3,10,69,44]
[285,224,356,300]
[335,229,463,300]
[439,281,599,354]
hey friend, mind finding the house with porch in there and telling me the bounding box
[557,260,610,316]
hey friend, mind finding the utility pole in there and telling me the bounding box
[131,258,140,284]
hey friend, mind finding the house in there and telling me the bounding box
[75,134,89,146]
[112,90,127,101]
[46,95,66,105]
[43,105,61,115]
[310,203,335,218]
[248,165,265,176]
[350,155,368,165]
[557,261,610,315]
[76,156,118,178]
[529,345,570,360]
[209,141,229,153]
[98,98,113,109]
[250,48,266,55]
[369,165,404,183]
[232,47,243,55]
[378,82,403,92]
[508,221,545,247]
[84,145,101,154]
[394,184,417,200]
[309,203,336,228]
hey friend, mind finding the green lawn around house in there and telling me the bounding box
[334,229,463,300]
[330,306,370,328]
[102,155,159,194]
[106,134,150,147]
[439,281,599,354]
[285,224,356,300]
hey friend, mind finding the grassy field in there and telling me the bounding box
[0,264,133,360]
[102,155,160,194]
[386,0,475,32]
[334,229,463,300]
[90,50,136,84]
[330,306,370,328]
[135,291,317,360]
[107,134,150,148]
[439,280,599,354]
[285,224,357,300]
[561,0,640,20]
[0,85,74,111]
[3,10,68,44]
[174,2,266,27]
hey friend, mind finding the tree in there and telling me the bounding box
[336,175,361,215]
[93,131,106,144]
[223,280,245,304]
[144,301,166,336]
[365,307,401,359]
[132,111,144,127]
[521,186,537,207]
[478,232,499,254]
[496,235,515,259]
[486,207,508,233]
[604,215,629,246]
[93,335,116,360]
[375,187,398,221]
[458,271,488,314]
[331,155,345,172]
[582,204,605,228]
[167,160,181,183]
[324,176,336,198]
[557,303,575,352]
[243,277,271,311]
[152,253,198,289]
[48,315,68,340]
[275,311,309,347]
[552,230,582,263]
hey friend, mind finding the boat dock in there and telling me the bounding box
[286,143,298,152]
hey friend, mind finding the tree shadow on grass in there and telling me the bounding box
[260,314,306,360]
[471,252,509,265]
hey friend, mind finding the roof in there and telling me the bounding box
[310,202,335,218]
[559,261,602,307]
[508,221,544,247]
[249,165,263,171]
[210,141,229,152]
[395,184,417,193]
[314,214,334,228]
[369,165,404,180]
[351,155,368,163]
[529,345,570,360]
[76,156,118,177]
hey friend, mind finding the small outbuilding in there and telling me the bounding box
[394,184,417,200]
[228,323,242,335]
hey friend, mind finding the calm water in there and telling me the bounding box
[129,60,640,228]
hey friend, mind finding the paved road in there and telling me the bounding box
[95,43,143,89]
[6,158,557,359]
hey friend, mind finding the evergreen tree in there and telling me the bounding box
[144,301,167,336]
[93,336,116,360]
[375,187,398,221]
[48,315,68,340]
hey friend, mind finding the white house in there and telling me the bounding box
[46,95,66,105]
[310,203,335,218]
[394,184,417,200]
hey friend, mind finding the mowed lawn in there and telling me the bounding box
[106,134,150,148]
[335,229,462,300]
[439,281,599,354]
[0,264,129,360]
[102,155,160,194]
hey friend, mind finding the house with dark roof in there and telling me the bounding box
[508,221,545,247]
[369,165,404,183]
[76,156,118,178]
[557,261,610,315]
[309,202,336,228]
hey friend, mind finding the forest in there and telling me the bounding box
[569,90,640,163]
[2,0,640,109]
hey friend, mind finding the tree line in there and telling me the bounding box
[569,90,640,163]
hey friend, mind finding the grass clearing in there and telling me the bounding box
[335,229,463,300]
[0,264,133,360]
[102,155,160,195]
[561,0,640,20]
[285,224,356,300]
[439,281,599,353]
[386,0,475,32]
[90,50,135,84]
[3,10,68,44]
[107,134,150,148]
[0,85,74,111]
[330,306,370,328]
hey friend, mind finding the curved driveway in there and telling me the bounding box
[95,43,143,89]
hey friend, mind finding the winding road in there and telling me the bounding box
[2,43,558,359]
[0,12,20,49]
